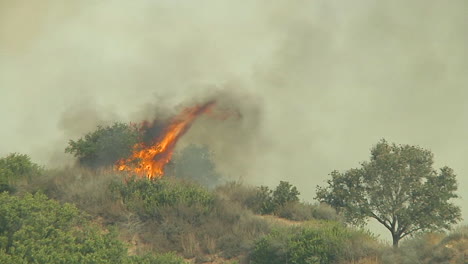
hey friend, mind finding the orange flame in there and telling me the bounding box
[116,101,216,179]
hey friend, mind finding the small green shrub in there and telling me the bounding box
[250,223,348,264]
[275,202,314,221]
[311,203,342,221]
[241,181,301,216]
[111,177,215,220]
[250,222,380,264]
[0,153,43,192]
[274,202,341,222]
[0,192,127,264]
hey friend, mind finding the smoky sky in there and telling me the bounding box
[1,0,467,239]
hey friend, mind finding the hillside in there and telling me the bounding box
[1,153,466,263]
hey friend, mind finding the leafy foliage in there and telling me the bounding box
[251,181,301,215]
[0,192,187,264]
[272,181,300,207]
[216,182,340,222]
[316,139,462,247]
[110,177,215,220]
[0,153,42,192]
[65,122,140,168]
[110,177,271,260]
[250,222,377,264]
[0,192,127,263]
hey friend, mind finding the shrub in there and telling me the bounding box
[65,122,140,168]
[310,203,342,221]
[0,192,127,264]
[0,153,42,193]
[275,202,315,221]
[21,166,129,223]
[241,181,301,217]
[272,181,300,207]
[214,182,259,209]
[110,177,215,220]
[111,178,272,260]
[250,222,380,264]
[250,223,348,264]
[390,226,468,264]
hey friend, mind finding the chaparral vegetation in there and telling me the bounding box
[0,123,464,264]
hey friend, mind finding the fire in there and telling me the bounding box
[116,101,216,179]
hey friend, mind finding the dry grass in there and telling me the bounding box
[17,168,388,263]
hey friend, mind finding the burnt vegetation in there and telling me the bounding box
[0,123,465,264]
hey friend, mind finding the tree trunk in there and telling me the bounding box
[392,233,400,248]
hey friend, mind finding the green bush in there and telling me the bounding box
[111,177,215,220]
[275,202,342,222]
[250,222,379,264]
[0,192,127,264]
[272,181,300,207]
[65,122,140,168]
[241,181,301,216]
[0,153,42,193]
[0,191,189,264]
[111,178,271,260]
[275,202,314,221]
[30,168,130,222]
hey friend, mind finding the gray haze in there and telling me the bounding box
[1,0,467,241]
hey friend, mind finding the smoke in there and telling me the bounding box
[1,0,468,238]
[178,89,264,179]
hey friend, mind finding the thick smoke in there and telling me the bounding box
[1,0,467,238]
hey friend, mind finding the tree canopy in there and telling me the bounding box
[65,122,140,168]
[315,139,462,247]
[252,181,301,215]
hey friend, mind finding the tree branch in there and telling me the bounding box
[370,212,392,230]
[400,226,425,239]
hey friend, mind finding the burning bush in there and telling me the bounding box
[116,101,216,179]
[65,100,224,182]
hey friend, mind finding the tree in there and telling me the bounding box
[315,139,461,248]
[0,153,42,192]
[272,181,300,207]
[253,181,301,215]
[65,122,140,168]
